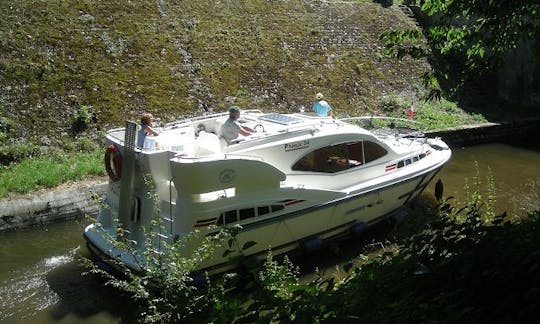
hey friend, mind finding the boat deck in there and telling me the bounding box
[106,112,367,158]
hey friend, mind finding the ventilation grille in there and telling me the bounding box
[124,121,137,151]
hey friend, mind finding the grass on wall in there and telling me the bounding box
[0,149,105,198]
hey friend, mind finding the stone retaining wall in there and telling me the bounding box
[426,119,540,147]
[1,119,538,231]
[0,180,108,231]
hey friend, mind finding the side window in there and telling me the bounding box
[224,210,238,224]
[271,205,284,213]
[257,206,270,216]
[324,144,348,173]
[363,141,387,164]
[292,151,317,172]
[239,208,256,220]
[292,144,348,173]
[217,205,281,226]
[293,141,380,173]
[346,142,363,168]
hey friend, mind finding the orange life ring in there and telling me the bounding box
[104,144,122,182]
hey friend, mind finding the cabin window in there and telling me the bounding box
[292,140,387,173]
[258,206,270,216]
[224,210,238,224]
[271,205,284,212]
[363,141,387,164]
[217,204,284,226]
[239,208,256,220]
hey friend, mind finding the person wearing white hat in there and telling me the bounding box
[312,92,332,117]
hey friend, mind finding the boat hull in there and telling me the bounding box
[84,112,451,275]
[84,165,442,275]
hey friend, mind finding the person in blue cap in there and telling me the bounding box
[219,106,255,144]
[312,92,332,117]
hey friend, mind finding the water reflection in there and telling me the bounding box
[430,142,540,218]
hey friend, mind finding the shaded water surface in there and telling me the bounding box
[429,142,540,217]
[0,142,538,323]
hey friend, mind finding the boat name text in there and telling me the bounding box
[285,140,310,152]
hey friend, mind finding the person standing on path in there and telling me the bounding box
[312,92,332,117]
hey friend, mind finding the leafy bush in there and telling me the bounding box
[0,142,41,166]
[378,94,411,114]
[72,105,97,134]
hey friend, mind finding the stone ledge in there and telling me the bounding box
[426,119,540,147]
[0,180,108,231]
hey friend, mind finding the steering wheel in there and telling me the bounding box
[253,123,265,133]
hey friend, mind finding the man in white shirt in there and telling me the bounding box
[219,107,256,144]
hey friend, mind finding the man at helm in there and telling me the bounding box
[312,92,332,117]
[219,106,256,144]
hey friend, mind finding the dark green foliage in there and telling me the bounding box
[0,143,41,166]
[380,0,540,101]
[71,105,97,134]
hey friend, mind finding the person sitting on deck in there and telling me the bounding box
[136,112,159,148]
[219,106,256,145]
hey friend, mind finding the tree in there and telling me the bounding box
[380,0,540,101]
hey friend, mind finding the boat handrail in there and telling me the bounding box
[341,116,428,138]
[341,116,427,130]
[276,122,326,134]
[173,153,263,163]
[163,109,264,129]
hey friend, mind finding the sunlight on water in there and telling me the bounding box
[0,247,79,321]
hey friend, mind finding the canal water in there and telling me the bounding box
[1,142,539,323]
[432,142,540,218]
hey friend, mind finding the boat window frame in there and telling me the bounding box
[239,207,256,220]
[223,210,238,224]
[216,203,286,226]
[291,140,387,173]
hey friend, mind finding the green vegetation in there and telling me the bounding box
[377,94,486,129]
[0,144,104,198]
[0,0,428,142]
[380,0,540,102]
[85,177,540,323]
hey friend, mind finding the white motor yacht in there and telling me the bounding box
[84,110,451,274]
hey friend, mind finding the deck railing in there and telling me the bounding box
[341,116,428,138]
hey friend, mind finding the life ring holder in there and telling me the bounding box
[104,144,122,182]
